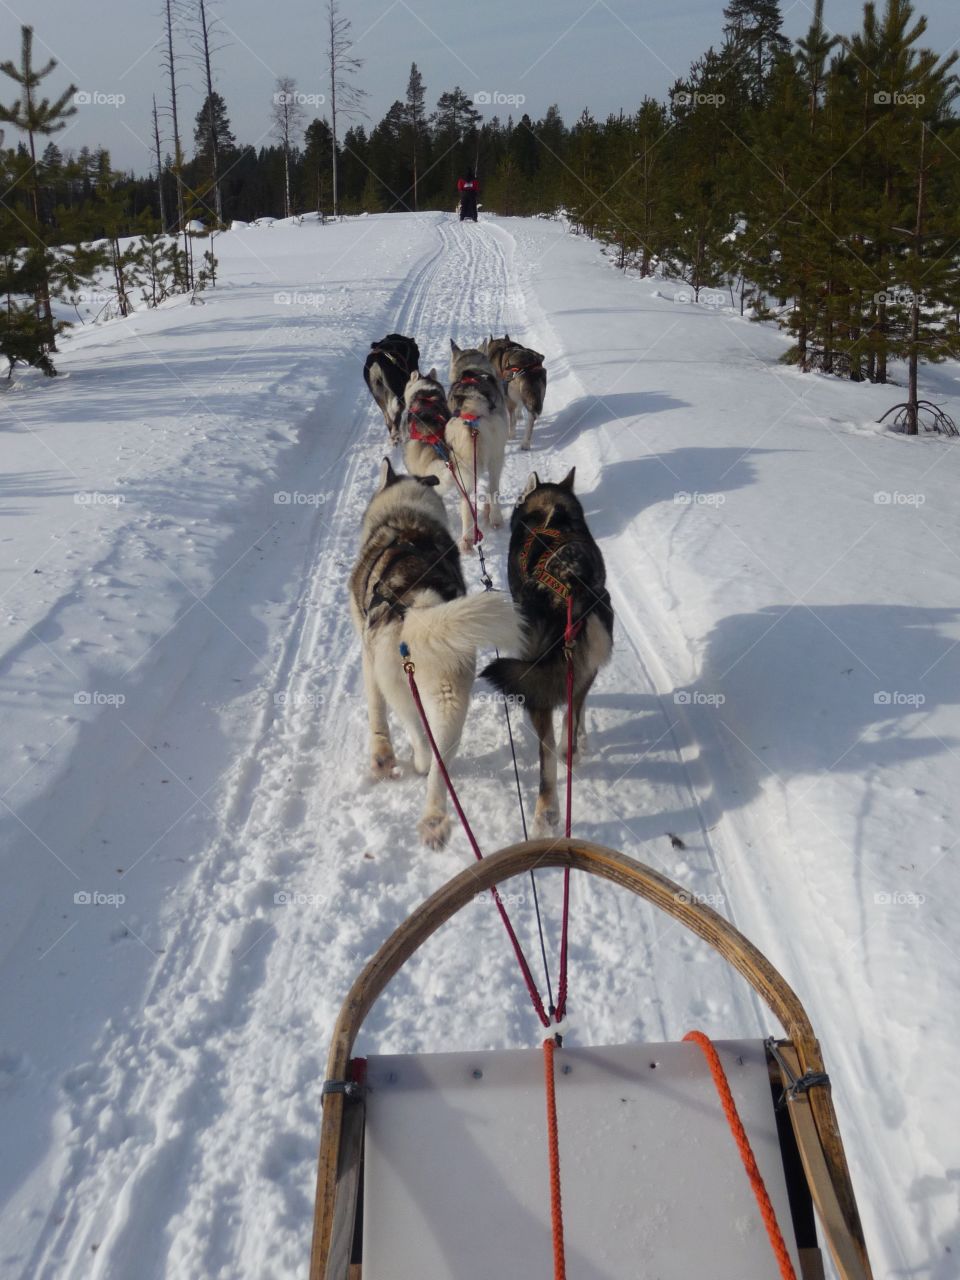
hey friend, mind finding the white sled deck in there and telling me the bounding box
[361,1040,801,1280]
[308,840,873,1280]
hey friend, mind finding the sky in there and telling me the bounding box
[0,0,958,172]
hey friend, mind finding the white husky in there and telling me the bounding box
[350,459,522,849]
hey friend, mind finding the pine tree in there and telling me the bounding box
[0,25,77,352]
[302,118,334,212]
[722,0,791,102]
[193,91,235,222]
[404,64,426,210]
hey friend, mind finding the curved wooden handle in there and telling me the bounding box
[309,839,871,1280]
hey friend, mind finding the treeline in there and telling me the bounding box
[2,0,959,431]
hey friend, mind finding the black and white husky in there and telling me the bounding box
[482,468,613,834]
[350,459,522,849]
[484,334,547,450]
[363,333,421,443]
[442,341,510,553]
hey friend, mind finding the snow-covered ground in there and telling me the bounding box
[1,212,958,1279]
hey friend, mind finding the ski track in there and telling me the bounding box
[18,215,868,1279]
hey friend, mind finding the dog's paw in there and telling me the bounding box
[418,812,452,850]
[370,746,398,780]
[412,748,431,774]
[489,508,504,529]
[520,441,532,452]
[533,802,560,836]
[459,536,476,555]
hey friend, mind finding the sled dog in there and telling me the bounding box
[350,459,522,849]
[363,333,421,443]
[442,340,511,552]
[484,335,547,450]
[401,367,452,487]
[481,468,613,834]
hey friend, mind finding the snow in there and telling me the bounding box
[1,211,958,1279]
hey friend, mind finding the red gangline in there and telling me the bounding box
[402,653,550,1027]
[554,595,579,1022]
[542,1037,567,1279]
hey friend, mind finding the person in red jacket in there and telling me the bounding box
[457,169,479,222]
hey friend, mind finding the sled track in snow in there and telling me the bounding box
[25,217,769,1280]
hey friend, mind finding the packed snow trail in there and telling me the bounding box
[1,212,957,1279]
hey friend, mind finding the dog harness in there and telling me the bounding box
[407,393,450,454]
[362,532,458,621]
[503,361,545,381]
[518,526,573,601]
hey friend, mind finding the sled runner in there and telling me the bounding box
[308,840,873,1280]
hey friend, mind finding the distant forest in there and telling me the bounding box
[2,0,959,430]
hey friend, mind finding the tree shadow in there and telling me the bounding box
[539,391,687,450]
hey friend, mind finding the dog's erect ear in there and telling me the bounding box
[505,333,511,342]
[450,339,461,354]
[417,474,441,488]
[377,457,399,491]
[427,366,437,380]
[521,472,540,500]
[558,466,576,492]
[406,368,420,384]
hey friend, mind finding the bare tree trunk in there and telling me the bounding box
[904,128,927,437]
[198,0,223,224]
[152,95,168,232]
[164,0,187,242]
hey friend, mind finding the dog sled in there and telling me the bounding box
[308,838,873,1280]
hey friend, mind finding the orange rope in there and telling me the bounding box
[542,1038,567,1280]
[683,1030,797,1280]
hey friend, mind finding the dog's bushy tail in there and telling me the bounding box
[401,593,522,670]
[481,654,566,711]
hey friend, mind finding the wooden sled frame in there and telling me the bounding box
[309,839,873,1280]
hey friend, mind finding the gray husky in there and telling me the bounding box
[483,335,547,450]
[481,468,613,834]
[443,341,510,552]
[350,459,521,849]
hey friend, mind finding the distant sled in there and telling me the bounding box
[308,840,874,1280]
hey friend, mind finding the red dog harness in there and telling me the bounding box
[407,393,450,452]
